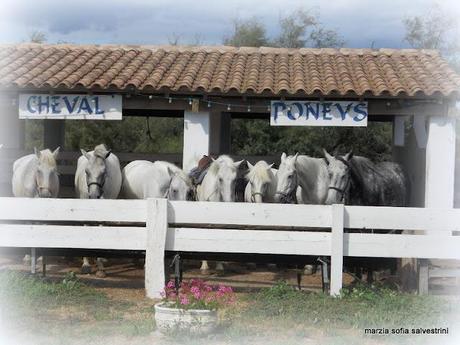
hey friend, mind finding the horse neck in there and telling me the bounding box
[199,169,220,201]
[296,156,329,204]
[102,154,122,199]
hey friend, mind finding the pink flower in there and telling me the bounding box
[180,295,190,305]
[166,280,175,289]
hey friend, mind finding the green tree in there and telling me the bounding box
[403,4,459,70]
[224,18,268,47]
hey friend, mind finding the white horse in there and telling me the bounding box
[75,144,122,276]
[12,147,60,265]
[244,161,277,203]
[197,155,243,202]
[275,152,330,275]
[196,155,243,273]
[274,152,330,205]
[121,160,193,200]
[12,147,60,198]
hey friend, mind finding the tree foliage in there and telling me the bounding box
[403,4,459,70]
[224,18,269,47]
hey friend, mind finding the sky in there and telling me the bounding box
[0,0,459,48]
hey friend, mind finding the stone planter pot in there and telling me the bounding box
[154,302,218,335]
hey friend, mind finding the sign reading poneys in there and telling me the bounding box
[270,101,368,127]
[19,94,122,120]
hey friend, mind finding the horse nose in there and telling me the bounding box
[40,190,52,198]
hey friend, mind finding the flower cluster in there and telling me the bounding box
[161,279,235,310]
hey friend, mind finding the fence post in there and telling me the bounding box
[330,204,344,297]
[418,259,429,295]
[145,198,168,299]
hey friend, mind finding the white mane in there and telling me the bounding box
[246,161,273,184]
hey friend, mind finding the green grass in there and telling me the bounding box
[0,271,458,345]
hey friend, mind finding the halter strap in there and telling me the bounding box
[87,181,104,189]
[251,191,264,202]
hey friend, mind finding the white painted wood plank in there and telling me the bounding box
[345,206,460,232]
[0,224,146,250]
[145,198,168,299]
[344,233,460,259]
[165,228,332,256]
[0,198,147,222]
[418,259,429,295]
[168,201,332,228]
[330,204,344,297]
[429,268,460,278]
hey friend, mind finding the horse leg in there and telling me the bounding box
[200,260,210,274]
[216,261,225,275]
[81,257,92,274]
[95,258,107,278]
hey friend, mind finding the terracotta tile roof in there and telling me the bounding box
[0,43,459,98]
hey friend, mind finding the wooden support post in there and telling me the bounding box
[145,198,168,299]
[30,248,36,274]
[330,204,344,297]
[182,111,210,173]
[418,259,429,295]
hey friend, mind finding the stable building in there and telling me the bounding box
[0,43,459,212]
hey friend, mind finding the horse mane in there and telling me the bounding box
[246,161,273,184]
[207,155,235,176]
[38,149,57,167]
[349,156,387,184]
[93,144,109,159]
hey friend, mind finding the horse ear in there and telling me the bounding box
[293,152,299,162]
[323,148,333,164]
[247,161,254,170]
[281,152,287,162]
[80,149,90,160]
[344,150,353,161]
[34,147,40,158]
[234,160,244,168]
[53,147,60,160]
[268,163,274,169]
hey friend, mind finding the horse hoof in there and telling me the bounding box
[81,265,92,274]
[95,270,106,278]
[216,270,225,277]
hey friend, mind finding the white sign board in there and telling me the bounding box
[270,101,368,127]
[19,94,122,120]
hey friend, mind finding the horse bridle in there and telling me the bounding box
[327,156,351,202]
[251,191,264,203]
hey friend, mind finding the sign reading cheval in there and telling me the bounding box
[19,94,122,120]
[270,100,368,127]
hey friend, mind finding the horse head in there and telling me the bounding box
[246,161,275,203]
[81,144,111,199]
[274,152,298,203]
[34,147,60,198]
[214,156,243,202]
[168,169,195,201]
[324,149,353,205]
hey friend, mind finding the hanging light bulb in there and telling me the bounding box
[247,105,251,112]
[149,95,153,100]
[188,98,192,105]
[267,104,271,112]
[168,97,172,103]
[207,101,211,108]
[227,104,231,111]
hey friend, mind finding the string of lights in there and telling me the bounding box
[137,93,273,112]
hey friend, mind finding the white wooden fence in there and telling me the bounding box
[0,197,460,298]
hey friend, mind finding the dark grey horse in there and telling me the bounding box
[324,149,408,207]
[323,149,409,283]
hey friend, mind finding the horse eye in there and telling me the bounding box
[219,178,223,183]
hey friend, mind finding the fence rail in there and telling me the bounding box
[0,197,459,298]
